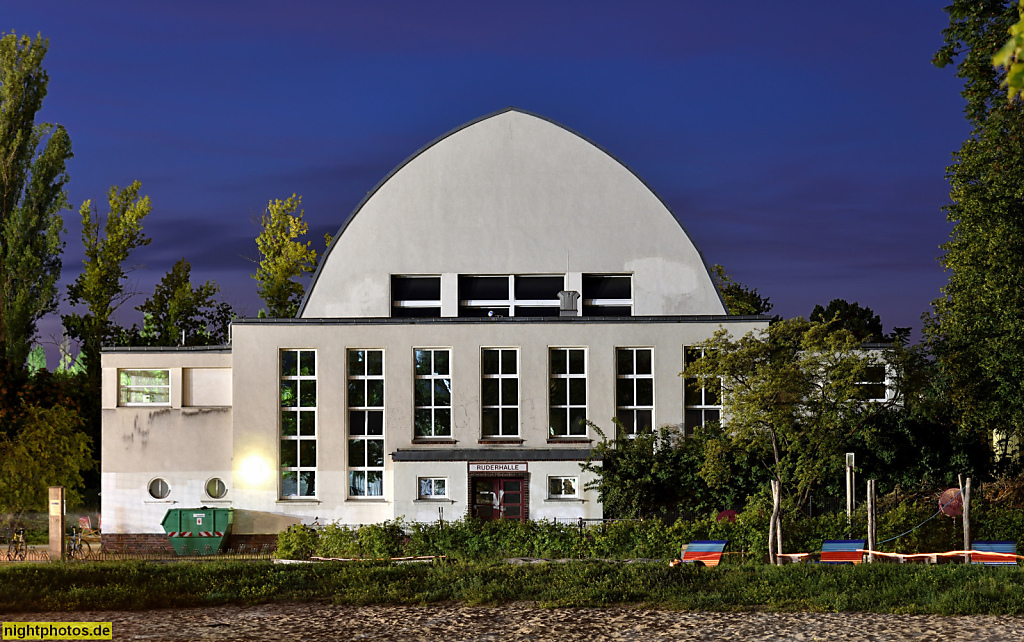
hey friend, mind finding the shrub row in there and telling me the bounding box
[3,559,1024,615]
[276,503,1024,562]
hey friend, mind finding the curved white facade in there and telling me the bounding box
[301,108,725,318]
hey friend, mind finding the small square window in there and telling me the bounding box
[418,477,448,499]
[548,476,579,499]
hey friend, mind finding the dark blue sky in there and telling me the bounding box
[8,1,969,354]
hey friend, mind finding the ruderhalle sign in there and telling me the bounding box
[468,462,527,472]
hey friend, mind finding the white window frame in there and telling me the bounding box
[205,477,228,500]
[418,477,448,499]
[118,369,171,406]
[414,348,452,438]
[683,346,722,434]
[857,363,889,403]
[348,349,385,497]
[148,477,170,500]
[549,347,588,438]
[481,348,519,437]
[459,275,565,316]
[547,476,580,499]
[616,347,654,437]
[392,275,442,313]
[582,274,633,315]
[280,349,317,499]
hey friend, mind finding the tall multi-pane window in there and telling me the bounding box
[549,348,587,437]
[683,347,721,434]
[348,349,384,496]
[616,348,653,436]
[281,350,316,497]
[481,348,518,437]
[414,349,452,438]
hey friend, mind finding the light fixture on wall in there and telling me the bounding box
[239,455,272,487]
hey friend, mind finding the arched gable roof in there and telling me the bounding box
[299,107,726,317]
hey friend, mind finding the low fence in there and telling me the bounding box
[0,543,274,564]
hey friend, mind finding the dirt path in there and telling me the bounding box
[5,604,1024,641]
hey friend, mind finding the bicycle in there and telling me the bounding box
[6,528,27,561]
[66,526,92,560]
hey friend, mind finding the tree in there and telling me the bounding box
[253,194,318,318]
[809,299,886,343]
[63,181,152,387]
[684,318,891,507]
[0,32,73,370]
[126,258,234,346]
[992,1,1024,99]
[932,1,1024,445]
[711,265,773,316]
[0,404,92,518]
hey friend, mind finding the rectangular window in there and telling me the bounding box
[481,348,519,437]
[391,275,441,318]
[418,477,448,499]
[348,349,384,497]
[616,348,653,436]
[582,274,632,316]
[549,348,587,437]
[118,369,170,406]
[281,350,316,498]
[458,275,563,317]
[857,365,887,402]
[548,476,579,499]
[683,347,722,435]
[414,349,452,438]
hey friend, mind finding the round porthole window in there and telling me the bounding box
[148,478,170,499]
[206,477,227,499]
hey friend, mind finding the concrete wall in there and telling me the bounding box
[302,109,725,319]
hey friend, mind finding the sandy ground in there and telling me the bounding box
[5,604,1024,641]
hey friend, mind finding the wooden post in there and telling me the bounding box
[776,483,784,566]
[963,477,971,564]
[868,479,876,565]
[48,486,65,562]
[768,480,781,565]
[845,453,855,528]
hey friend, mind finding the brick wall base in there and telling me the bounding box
[101,533,175,554]
[101,532,278,554]
[229,534,278,552]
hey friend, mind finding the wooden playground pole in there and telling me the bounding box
[867,479,876,563]
[768,479,780,565]
[963,477,971,564]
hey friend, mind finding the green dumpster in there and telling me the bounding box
[161,508,233,555]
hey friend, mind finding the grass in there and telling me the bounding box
[1,560,1023,615]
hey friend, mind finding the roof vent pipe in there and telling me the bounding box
[558,290,580,316]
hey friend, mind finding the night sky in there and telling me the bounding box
[7,1,969,358]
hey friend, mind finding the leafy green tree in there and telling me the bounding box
[580,420,766,519]
[253,194,318,318]
[712,265,773,316]
[0,404,92,517]
[0,32,73,371]
[992,1,1024,98]
[932,1,1024,446]
[63,181,152,387]
[809,299,887,343]
[685,318,891,507]
[125,258,234,346]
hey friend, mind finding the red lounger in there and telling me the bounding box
[818,539,866,565]
[680,540,728,567]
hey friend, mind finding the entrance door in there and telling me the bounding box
[472,478,524,520]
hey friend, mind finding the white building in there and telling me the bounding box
[100,108,769,551]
